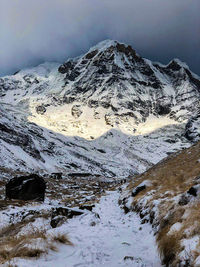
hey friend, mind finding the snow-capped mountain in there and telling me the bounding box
[0,40,199,178]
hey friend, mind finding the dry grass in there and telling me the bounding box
[0,215,73,265]
[52,233,73,245]
[0,225,70,265]
[127,141,200,266]
[0,230,47,263]
[158,231,181,266]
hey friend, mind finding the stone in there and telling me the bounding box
[132,185,146,197]
[178,194,190,205]
[156,104,171,115]
[71,105,83,118]
[50,215,66,228]
[187,186,197,197]
[36,105,46,115]
[50,206,84,228]
[79,204,95,211]
[90,221,96,227]
[51,172,62,180]
[6,174,46,201]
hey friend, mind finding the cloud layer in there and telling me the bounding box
[1,0,200,76]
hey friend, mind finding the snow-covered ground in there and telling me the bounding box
[12,191,161,267]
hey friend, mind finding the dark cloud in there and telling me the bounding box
[0,0,200,76]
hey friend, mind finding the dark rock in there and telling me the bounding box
[90,221,96,226]
[149,211,155,224]
[68,172,91,178]
[36,105,46,115]
[123,205,130,214]
[79,204,95,211]
[100,101,110,109]
[6,174,46,201]
[185,68,200,88]
[165,139,176,144]
[50,215,66,228]
[132,185,146,197]
[105,114,114,126]
[51,207,84,220]
[97,149,106,153]
[94,212,100,219]
[187,186,197,197]
[151,81,161,89]
[185,113,200,142]
[51,172,62,179]
[88,100,99,108]
[167,60,182,71]
[50,207,84,228]
[71,105,83,118]
[58,61,72,74]
[178,194,190,206]
[66,70,80,81]
[124,256,134,261]
[13,70,20,75]
[116,43,137,59]
[156,104,171,115]
[69,163,78,168]
[0,123,15,134]
[85,49,98,59]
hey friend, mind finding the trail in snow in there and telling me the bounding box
[15,191,162,267]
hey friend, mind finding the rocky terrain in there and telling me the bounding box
[0,40,200,266]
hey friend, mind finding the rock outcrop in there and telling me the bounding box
[6,174,46,201]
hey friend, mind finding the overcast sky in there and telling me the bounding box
[0,0,199,76]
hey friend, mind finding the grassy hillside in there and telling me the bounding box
[124,141,200,266]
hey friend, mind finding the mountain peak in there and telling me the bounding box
[167,58,188,71]
[86,39,138,58]
[88,39,118,52]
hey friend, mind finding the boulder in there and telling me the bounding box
[50,215,66,228]
[132,185,146,197]
[71,105,83,118]
[178,194,190,206]
[6,174,46,201]
[50,207,84,228]
[187,186,197,197]
[132,180,151,197]
[36,105,46,115]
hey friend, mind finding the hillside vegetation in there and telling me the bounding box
[124,141,200,266]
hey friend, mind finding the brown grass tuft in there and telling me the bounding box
[158,233,181,266]
[52,233,73,245]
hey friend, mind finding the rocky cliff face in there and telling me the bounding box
[185,112,200,142]
[0,40,199,178]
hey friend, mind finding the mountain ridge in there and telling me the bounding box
[0,39,199,177]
